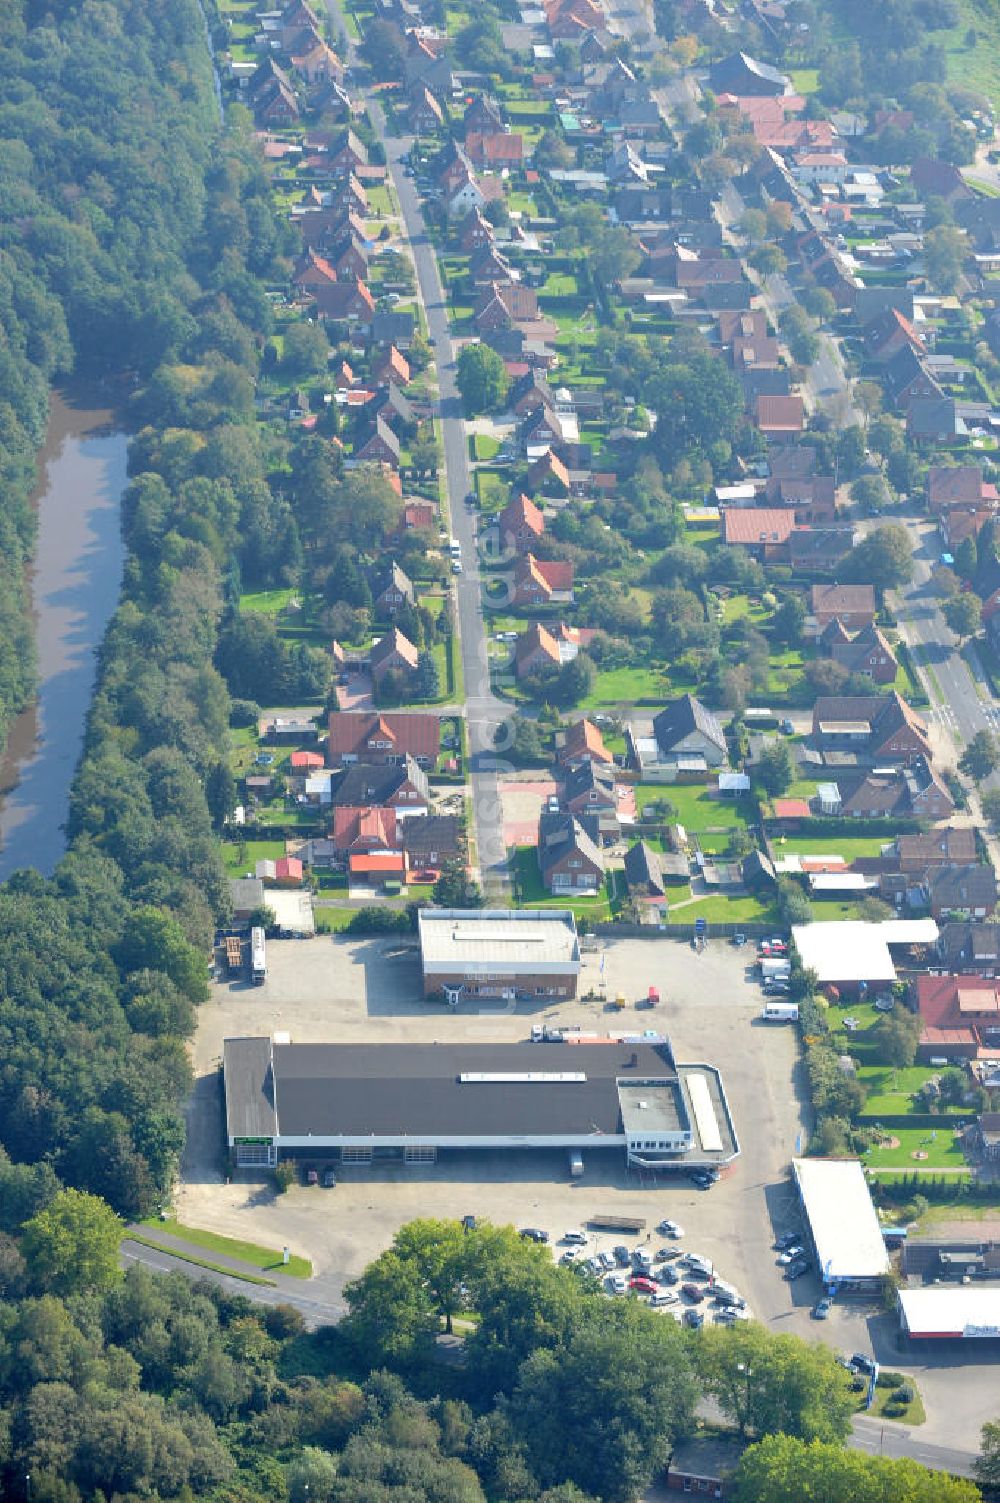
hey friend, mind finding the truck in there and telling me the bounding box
[225,935,242,975]
[251,926,266,985]
[761,1002,799,1022]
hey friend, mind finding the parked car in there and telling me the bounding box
[631,1249,654,1272]
[305,1168,318,1185]
[630,1276,659,1295]
[688,1170,716,1190]
[613,1245,631,1267]
[812,1298,833,1320]
[656,1265,679,1285]
[850,1353,877,1375]
[650,1289,678,1307]
[774,1232,801,1251]
[681,1283,706,1302]
[562,1229,588,1244]
[684,1308,705,1328]
[656,1219,683,1237]
[530,1025,544,1043]
[780,719,795,735]
[776,1246,804,1264]
[607,1273,629,1294]
[732,932,747,947]
[655,1246,683,1261]
[785,1258,810,1280]
[322,1169,337,1188]
[520,1227,548,1243]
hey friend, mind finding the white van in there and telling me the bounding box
[562,1229,589,1245]
[448,536,461,556]
[761,1002,800,1022]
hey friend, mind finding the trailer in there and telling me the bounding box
[251,926,266,985]
[225,935,242,974]
[588,1214,647,1233]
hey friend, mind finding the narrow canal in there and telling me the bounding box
[0,391,127,881]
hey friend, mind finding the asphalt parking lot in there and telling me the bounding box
[175,931,993,1454]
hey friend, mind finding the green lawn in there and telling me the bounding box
[863,1127,967,1172]
[222,839,286,877]
[860,1062,971,1117]
[635,783,757,834]
[240,587,299,615]
[512,846,618,920]
[774,834,892,860]
[578,666,670,707]
[471,432,502,461]
[789,67,820,93]
[314,907,364,932]
[143,1218,312,1278]
[868,1380,926,1427]
[682,893,779,923]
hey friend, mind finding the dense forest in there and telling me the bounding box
[0,1206,980,1502]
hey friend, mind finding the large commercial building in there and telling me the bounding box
[792,1158,890,1294]
[224,1035,739,1172]
[899,1287,1000,1340]
[418,908,581,1002]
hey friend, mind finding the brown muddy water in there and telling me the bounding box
[0,390,127,881]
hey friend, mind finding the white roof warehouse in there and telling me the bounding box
[418,908,582,1001]
[899,1287,1000,1340]
[792,1158,889,1292]
[791,919,938,987]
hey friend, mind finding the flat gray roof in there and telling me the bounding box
[618,1078,686,1136]
[419,908,580,970]
[226,1038,672,1143]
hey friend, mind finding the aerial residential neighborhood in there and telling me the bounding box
[7,0,1000,1495]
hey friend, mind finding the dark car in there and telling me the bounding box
[322,1169,337,1188]
[655,1247,682,1262]
[688,1170,715,1190]
[613,1245,631,1267]
[464,491,477,508]
[774,1232,801,1251]
[656,1265,679,1285]
[681,1283,706,1302]
[851,1353,877,1374]
[684,1308,704,1329]
[520,1228,549,1243]
[785,1258,810,1280]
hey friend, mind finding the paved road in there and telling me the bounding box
[121,1238,346,1327]
[851,1415,977,1478]
[328,10,511,897]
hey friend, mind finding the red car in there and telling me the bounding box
[630,1276,659,1295]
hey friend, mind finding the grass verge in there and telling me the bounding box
[142,1217,312,1278]
[128,1234,276,1287]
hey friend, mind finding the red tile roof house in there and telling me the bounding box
[273,855,304,887]
[312,277,376,326]
[457,206,496,252]
[290,750,326,771]
[331,804,401,856]
[465,132,525,168]
[557,717,614,767]
[514,621,593,679]
[828,623,899,685]
[371,560,414,617]
[810,692,932,764]
[722,506,795,560]
[927,464,998,514]
[293,247,339,290]
[916,974,1000,1062]
[474,282,540,332]
[370,626,420,685]
[498,492,545,555]
[372,344,411,388]
[523,449,570,497]
[755,393,804,440]
[810,583,876,631]
[511,555,575,608]
[863,307,927,365]
[327,711,441,766]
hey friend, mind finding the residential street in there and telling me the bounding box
[329,7,512,895]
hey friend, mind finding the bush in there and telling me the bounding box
[273,1162,295,1194]
[876,1371,905,1389]
[896,1382,915,1404]
[882,1403,907,1418]
[230,697,262,728]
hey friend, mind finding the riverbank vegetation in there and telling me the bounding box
[0,0,278,1221]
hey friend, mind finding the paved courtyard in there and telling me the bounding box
[175,931,995,1456]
